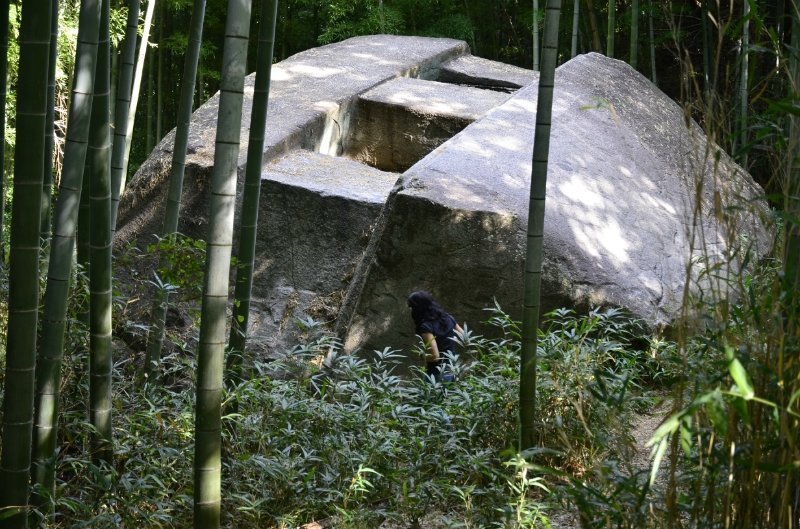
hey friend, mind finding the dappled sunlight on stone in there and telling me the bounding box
[487,135,525,153]
[116,35,772,362]
[384,90,469,114]
[456,137,494,158]
[641,191,677,215]
[344,51,772,353]
[270,67,291,82]
[351,52,403,68]
[501,172,525,190]
[558,175,605,209]
[286,63,346,79]
[598,219,632,264]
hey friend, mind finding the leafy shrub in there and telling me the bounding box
[146,234,207,301]
[9,306,662,528]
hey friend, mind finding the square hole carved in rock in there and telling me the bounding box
[310,77,515,173]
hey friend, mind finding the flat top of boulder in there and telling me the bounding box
[117,35,473,244]
[439,54,537,88]
[203,35,472,164]
[359,77,511,121]
[262,150,398,203]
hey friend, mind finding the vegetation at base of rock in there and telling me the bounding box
[146,233,207,302]
[1,242,797,527]
[0,305,656,528]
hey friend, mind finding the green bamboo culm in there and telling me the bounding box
[109,0,141,231]
[0,0,53,526]
[786,3,800,351]
[226,0,279,391]
[41,0,60,244]
[701,0,711,101]
[738,0,749,167]
[77,165,91,321]
[32,0,102,510]
[606,0,614,57]
[88,0,113,464]
[144,0,208,381]
[533,0,540,70]
[520,0,561,451]
[0,0,9,263]
[648,0,656,84]
[194,0,252,526]
[121,0,156,195]
[629,0,638,69]
[570,0,579,58]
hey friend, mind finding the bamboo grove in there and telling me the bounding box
[0,0,798,528]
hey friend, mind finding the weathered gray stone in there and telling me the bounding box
[117,35,519,358]
[117,36,771,361]
[116,35,471,245]
[438,55,537,89]
[254,150,397,297]
[339,52,772,353]
[345,77,512,171]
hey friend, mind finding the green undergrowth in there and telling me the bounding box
[2,261,794,528]
[2,305,664,528]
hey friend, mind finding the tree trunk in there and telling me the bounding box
[41,0,60,245]
[649,0,656,84]
[629,0,638,68]
[533,0,540,70]
[146,46,154,153]
[156,0,163,143]
[571,0,579,57]
[0,1,53,525]
[739,0,749,167]
[32,0,105,514]
[33,0,102,506]
[0,0,9,263]
[193,0,252,526]
[197,56,204,107]
[145,0,208,380]
[122,0,156,195]
[584,0,602,51]
[786,0,800,399]
[520,0,561,451]
[702,0,710,99]
[88,0,113,464]
[606,0,614,57]
[110,0,142,231]
[227,0,278,392]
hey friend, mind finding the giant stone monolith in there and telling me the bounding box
[116,36,771,359]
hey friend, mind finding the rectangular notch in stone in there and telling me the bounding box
[340,77,512,173]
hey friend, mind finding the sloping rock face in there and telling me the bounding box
[117,36,771,359]
[339,52,772,353]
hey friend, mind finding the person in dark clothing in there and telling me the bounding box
[407,290,464,382]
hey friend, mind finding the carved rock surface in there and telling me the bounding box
[339,52,772,353]
[116,36,771,359]
[116,35,532,357]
